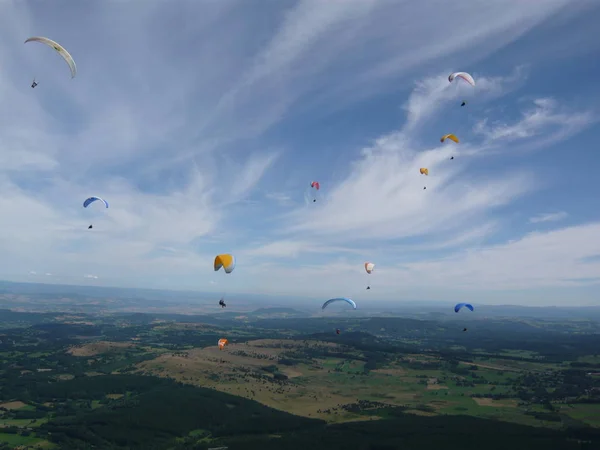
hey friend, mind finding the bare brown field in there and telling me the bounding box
[0,401,27,410]
[106,394,124,400]
[426,384,448,391]
[68,341,136,357]
[135,339,418,423]
[473,398,517,408]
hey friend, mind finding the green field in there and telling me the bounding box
[0,308,598,449]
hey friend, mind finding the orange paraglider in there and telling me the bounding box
[218,338,229,350]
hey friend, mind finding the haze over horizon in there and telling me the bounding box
[0,1,599,306]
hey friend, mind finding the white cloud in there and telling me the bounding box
[529,212,568,224]
[473,98,597,149]
[239,222,600,304]
[278,71,541,244]
[84,274,98,279]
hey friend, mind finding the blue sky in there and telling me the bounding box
[0,0,599,306]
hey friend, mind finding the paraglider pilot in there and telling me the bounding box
[219,298,226,308]
[31,79,38,88]
[336,329,341,335]
[88,225,93,230]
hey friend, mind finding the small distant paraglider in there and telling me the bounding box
[83,196,108,230]
[454,303,474,313]
[214,254,235,274]
[455,303,474,332]
[308,181,320,203]
[336,328,341,335]
[440,134,459,144]
[218,338,229,350]
[25,36,76,88]
[420,168,428,190]
[219,298,226,308]
[448,72,475,87]
[322,297,357,310]
[364,262,375,290]
[448,72,475,107]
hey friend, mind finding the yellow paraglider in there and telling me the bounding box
[218,338,229,350]
[419,168,429,176]
[440,134,459,144]
[214,254,236,273]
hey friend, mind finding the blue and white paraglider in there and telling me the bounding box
[83,196,108,230]
[322,297,357,310]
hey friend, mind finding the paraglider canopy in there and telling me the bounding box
[214,254,235,273]
[448,72,475,86]
[454,303,474,313]
[25,36,77,78]
[440,134,459,144]
[218,338,229,350]
[322,297,357,310]
[364,262,375,274]
[83,197,109,208]
[419,168,429,176]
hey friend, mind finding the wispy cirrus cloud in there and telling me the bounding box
[473,98,597,149]
[529,211,568,224]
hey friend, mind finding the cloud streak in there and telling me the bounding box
[529,212,568,224]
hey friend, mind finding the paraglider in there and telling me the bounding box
[218,338,229,350]
[440,134,459,144]
[455,303,473,331]
[219,298,226,308]
[322,297,357,310]
[25,37,77,80]
[83,197,109,209]
[336,328,341,335]
[214,254,235,273]
[308,181,320,203]
[420,168,428,190]
[83,197,108,230]
[448,72,475,87]
[454,303,474,313]
[449,72,475,107]
[364,262,375,290]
